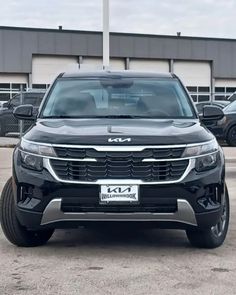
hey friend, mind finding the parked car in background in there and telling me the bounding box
[0,90,45,136]
[202,100,236,146]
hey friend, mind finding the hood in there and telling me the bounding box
[24,118,214,145]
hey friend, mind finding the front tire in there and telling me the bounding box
[186,185,229,249]
[0,178,54,247]
[226,125,236,146]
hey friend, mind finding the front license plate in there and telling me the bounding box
[100,185,139,204]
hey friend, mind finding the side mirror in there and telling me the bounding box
[202,105,224,121]
[13,105,37,121]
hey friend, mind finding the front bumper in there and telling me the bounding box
[13,148,225,230]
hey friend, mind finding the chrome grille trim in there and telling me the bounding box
[43,157,195,185]
[22,138,216,150]
[19,149,217,161]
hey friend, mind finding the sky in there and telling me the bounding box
[0,0,235,38]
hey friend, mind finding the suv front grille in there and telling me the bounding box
[54,147,185,159]
[50,158,189,182]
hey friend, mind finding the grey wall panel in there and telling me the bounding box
[2,30,22,72]
[117,35,134,57]
[37,32,56,54]
[205,40,218,60]
[87,34,102,56]
[55,33,72,55]
[71,33,88,55]
[133,36,149,57]
[1,27,236,78]
[215,41,233,78]
[21,31,38,72]
[0,31,3,70]
[176,39,192,60]
[191,40,207,60]
[231,43,236,77]
[110,35,121,57]
[149,37,164,58]
[162,38,178,59]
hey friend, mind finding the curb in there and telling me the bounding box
[226,158,236,164]
[0,144,17,148]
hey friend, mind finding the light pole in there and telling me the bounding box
[103,0,110,69]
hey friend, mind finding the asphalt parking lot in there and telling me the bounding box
[0,147,236,295]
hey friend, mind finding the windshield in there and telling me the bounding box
[224,100,236,113]
[41,77,195,119]
[229,93,236,102]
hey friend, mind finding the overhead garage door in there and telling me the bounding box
[110,58,125,70]
[129,59,169,72]
[0,74,28,83]
[32,56,79,84]
[215,79,236,87]
[80,58,125,70]
[80,58,102,70]
[0,74,28,100]
[215,79,236,100]
[174,61,211,86]
[174,61,211,102]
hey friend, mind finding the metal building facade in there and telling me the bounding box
[0,26,236,101]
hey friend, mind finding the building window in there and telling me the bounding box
[198,86,210,92]
[0,83,10,90]
[0,83,28,100]
[198,95,210,102]
[187,86,197,92]
[226,87,236,93]
[12,83,27,91]
[191,95,197,102]
[214,95,226,101]
[0,93,10,101]
[215,87,225,93]
[32,84,49,89]
[187,86,211,103]
[214,86,236,100]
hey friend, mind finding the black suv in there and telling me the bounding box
[205,100,236,146]
[0,72,229,248]
[0,91,45,136]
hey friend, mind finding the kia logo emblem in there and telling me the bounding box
[108,138,131,143]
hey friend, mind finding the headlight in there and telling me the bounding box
[20,138,56,157]
[182,139,219,172]
[182,139,219,158]
[20,151,43,171]
[195,153,218,172]
[19,138,56,171]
